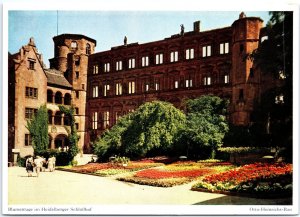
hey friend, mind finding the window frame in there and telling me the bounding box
[185,48,195,60]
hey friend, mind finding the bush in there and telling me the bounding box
[218,147,271,154]
[56,152,72,166]
[17,156,26,167]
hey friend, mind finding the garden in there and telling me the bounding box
[28,95,293,198]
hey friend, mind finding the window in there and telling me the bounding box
[25,87,38,99]
[76,71,79,78]
[82,84,85,90]
[204,76,211,86]
[28,59,35,70]
[25,134,32,146]
[93,66,98,74]
[185,79,193,88]
[103,111,110,129]
[86,43,91,55]
[92,112,98,130]
[128,58,135,69]
[104,84,110,96]
[170,51,178,62]
[75,123,79,130]
[25,108,37,119]
[104,63,110,72]
[175,81,179,89]
[224,75,229,84]
[75,107,79,114]
[155,82,159,91]
[116,61,123,71]
[115,83,122,95]
[75,91,79,99]
[239,89,244,100]
[142,56,149,67]
[128,81,135,94]
[71,41,77,49]
[75,59,80,66]
[220,42,229,54]
[92,85,98,98]
[240,44,244,53]
[145,84,149,92]
[185,48,194,59]
[202,45,211,57]
[155,53,163,65]
[115,112,121,123]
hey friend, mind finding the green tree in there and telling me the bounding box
[59,105,79,160]
[248,12,293,161]
[26,104,49,155]
[93,101,186,160]
[122,101,186,157]
[93,113,133,161]
[178,95,229,159]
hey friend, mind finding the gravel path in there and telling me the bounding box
[8,166,292,205]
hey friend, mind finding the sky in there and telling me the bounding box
[8,11,270,67]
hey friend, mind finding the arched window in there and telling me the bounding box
[86,43,91,55]
[54,111,62,125]
[48,110,53,124]
[64,93,71,105]
[55,92,63,104]
[47,89,53,103]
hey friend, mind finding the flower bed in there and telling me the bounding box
[65,162,164,176]
[192,163,292,197]
[117,161,235,187]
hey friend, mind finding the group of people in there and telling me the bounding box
[25,156,56,177]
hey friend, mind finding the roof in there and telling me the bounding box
[53,34,97,46]
[45,68,72,89]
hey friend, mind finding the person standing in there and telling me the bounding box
[25,156,34,177]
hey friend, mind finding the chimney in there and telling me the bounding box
[193,21,200,32]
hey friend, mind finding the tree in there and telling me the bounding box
[248,12,293,161]
[93,101,186,160]
[93,113,133,161]
[178,95,229,159]
[59,105,79,160]
[26,105,49,155]
[122,101,186,157]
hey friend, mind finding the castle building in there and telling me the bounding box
[8,13,267,162]
[85,13,264,149]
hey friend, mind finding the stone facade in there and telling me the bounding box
[8,13,269,161]
[85,14,264,151]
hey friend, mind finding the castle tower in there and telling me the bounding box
[231,13,263,125]
[49,34,96,153]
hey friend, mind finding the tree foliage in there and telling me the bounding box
[26,104,49,155]
[248,12,293,161]
[93,101,186,160]
[178,95,229,159]
[59,105,79,159]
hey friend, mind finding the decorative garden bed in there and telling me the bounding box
[117,161,235,187]
[191,163,292,198]
[59,161,164,177]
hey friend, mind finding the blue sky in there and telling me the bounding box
[9,11,270,67]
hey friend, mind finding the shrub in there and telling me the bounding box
[56,152,72,166]
[218,147,271,154]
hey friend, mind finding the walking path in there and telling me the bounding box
[8,166,292,205]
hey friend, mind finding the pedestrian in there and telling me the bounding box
[47,156,56,172]
[25,156,34,177]
[34,156,44,177]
